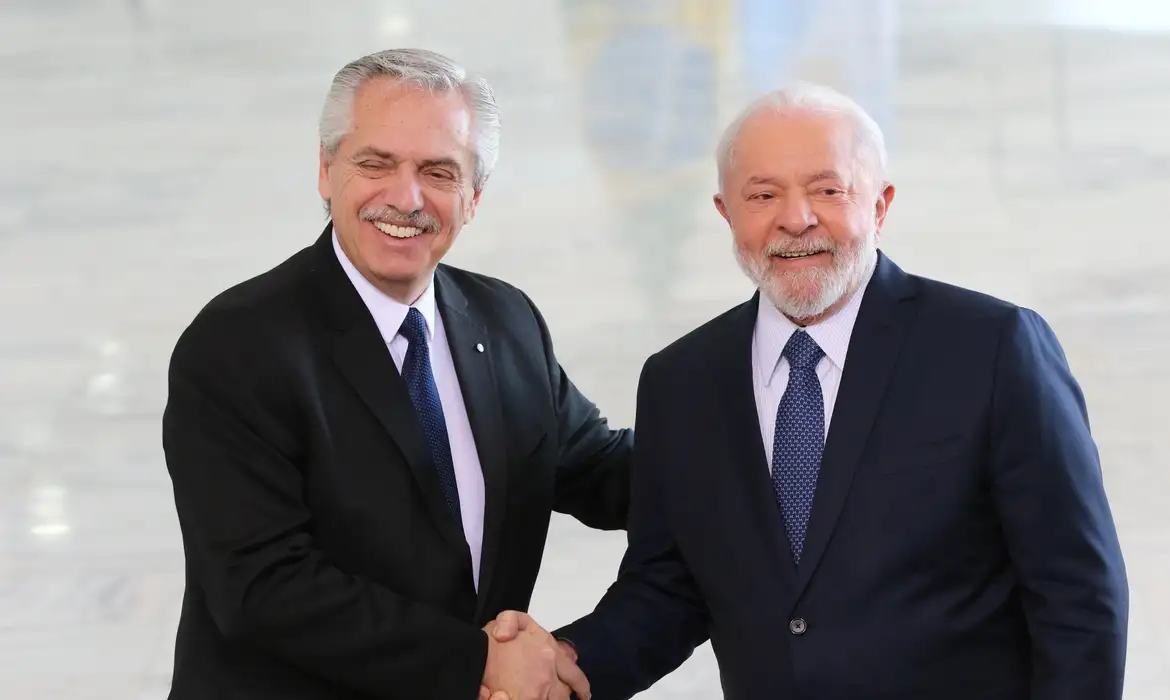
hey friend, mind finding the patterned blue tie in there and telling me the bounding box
[771,330,825,564]
[399,308,462,522]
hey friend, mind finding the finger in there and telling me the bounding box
[486,619,518,642]
[483,618,513,642]
[490,693,509,700]
[549,680,572,700]
[494,610,523,638]
[557,639,578,664]
[479,685,491,700]
[493,610,536,640]
[555,655,591,700]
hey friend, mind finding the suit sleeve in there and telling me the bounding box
[989,307,1129,700]
[554,354,710,700]
[519,291,633,530]
[162,308,488,700]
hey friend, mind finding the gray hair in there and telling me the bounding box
[716,82,888,192]
[319,48,500,193]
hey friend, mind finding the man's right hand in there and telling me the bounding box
[481,611,589,700]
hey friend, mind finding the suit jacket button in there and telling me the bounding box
[789,618,808,635]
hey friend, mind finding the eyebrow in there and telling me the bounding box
[807,170,846,183]
[744,175,782,187]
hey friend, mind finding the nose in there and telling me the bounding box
[384,168,424,215]
[775,193,817,235]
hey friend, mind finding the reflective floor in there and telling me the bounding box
[2,0,1169,697]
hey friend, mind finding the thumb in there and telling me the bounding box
[491,610,527,640]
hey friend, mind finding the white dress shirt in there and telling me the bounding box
[333,234,486,589]
[752,264,875,467]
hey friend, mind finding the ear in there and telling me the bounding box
[318,145,332,204]
[874,183,895,235]
[465,185,484,223]
[713,193,732,227]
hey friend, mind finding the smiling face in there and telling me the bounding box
[318,76,481,304]
[715,109,895,324]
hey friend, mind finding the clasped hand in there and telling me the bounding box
[479,611,589,700]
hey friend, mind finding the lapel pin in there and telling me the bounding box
[475,343,484,353]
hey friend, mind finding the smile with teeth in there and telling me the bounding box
[774,251,826,259]
[373,221,428,239]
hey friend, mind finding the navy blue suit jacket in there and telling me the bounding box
[558,253,1128,700]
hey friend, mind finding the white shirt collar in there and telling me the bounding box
[332,231,437,345]
[753,262,875,386]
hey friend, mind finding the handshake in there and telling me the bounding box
[479,612,590,700]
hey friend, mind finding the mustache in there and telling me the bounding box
[761,238,837,257]
[359,206,439,232]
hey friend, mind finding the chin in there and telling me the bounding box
[777,273,824,296]
[760,273,842,319]
[766,290,834,320]
[737,245,857,320]
[777,274,827,301]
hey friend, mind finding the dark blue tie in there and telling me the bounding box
[399,308,462,522]
[771,330,825,564]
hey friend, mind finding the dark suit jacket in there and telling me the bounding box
[558,253,1128,700]
[161,226,633,700]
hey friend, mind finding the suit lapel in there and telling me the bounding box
[792,253,919,599]
[714,296,799,589]
[311,226,468,551]
[435,270,510,619]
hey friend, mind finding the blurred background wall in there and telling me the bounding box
[1,0,1168,696]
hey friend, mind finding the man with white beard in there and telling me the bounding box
[485,83,1129,700]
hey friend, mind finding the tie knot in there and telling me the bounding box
[399,307,429,346]
[783,330,824,370]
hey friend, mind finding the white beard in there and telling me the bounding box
[735,226,877,321]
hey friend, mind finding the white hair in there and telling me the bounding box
[319,48,500,192]
[716,82,888,191]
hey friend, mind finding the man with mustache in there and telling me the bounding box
[161,48,626,700]
[488,83,1129,699]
